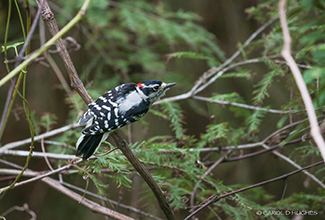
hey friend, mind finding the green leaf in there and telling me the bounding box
[303,68,324,85]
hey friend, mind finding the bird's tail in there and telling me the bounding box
[76,133,109,159]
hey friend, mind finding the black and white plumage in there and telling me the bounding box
[76,79,176,159]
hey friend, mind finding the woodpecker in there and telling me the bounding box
[76,79,176,159]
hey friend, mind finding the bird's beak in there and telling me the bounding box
[164,82,176,89]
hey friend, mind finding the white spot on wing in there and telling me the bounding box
[109,99,118,107]
[94,104,101,110]
[99,96,107,102]
[102,105,110,111]
[114,108,119,117]
[104,120,109,128]
[107,112,111,120]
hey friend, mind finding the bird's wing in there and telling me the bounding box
[80,83,138,135]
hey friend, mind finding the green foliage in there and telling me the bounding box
[303,67,325,107]
[58,0,224,83]
[246,110,267,133]
[253,70,278,104]
[168,51,218,63]
[211,92,243,102]
[39,113,58,132]
[198,123,229,148]
[159,102,184,139]
[79,152,133,195]
[268,191,325,211]
[219,71,251,79]
[28,112,57,135]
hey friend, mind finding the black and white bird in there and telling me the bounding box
[76,79,176,159]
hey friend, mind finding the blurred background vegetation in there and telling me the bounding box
[1,0,325,219]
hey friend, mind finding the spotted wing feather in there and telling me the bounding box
[80,83,145,135]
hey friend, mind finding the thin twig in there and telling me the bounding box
[0,160,80,193]
[0,118,309,160]
[193,95,291,114]
[0,123,80,153]
[189,150,232,215]
[40,138,54,171]
[35,0,93,104]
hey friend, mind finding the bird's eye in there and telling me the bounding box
[152,85,159,91]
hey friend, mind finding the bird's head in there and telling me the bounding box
[136,79,176,103]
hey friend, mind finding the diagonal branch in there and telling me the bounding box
[184,161,324,220]
[0,0,92,89]
[279,0,325,163]
[0,169,134,220]
[157,18,277,105]
[111,133,175,220]
[262,144,325,188]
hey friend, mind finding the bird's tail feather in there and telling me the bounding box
[76,133,109,159]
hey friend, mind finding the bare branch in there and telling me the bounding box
[0,0,42,141]
[0,150,76,160]
[193,95,290,114]
[279,0,325,162]
[0,123,80,153]
[0,169,135,220]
